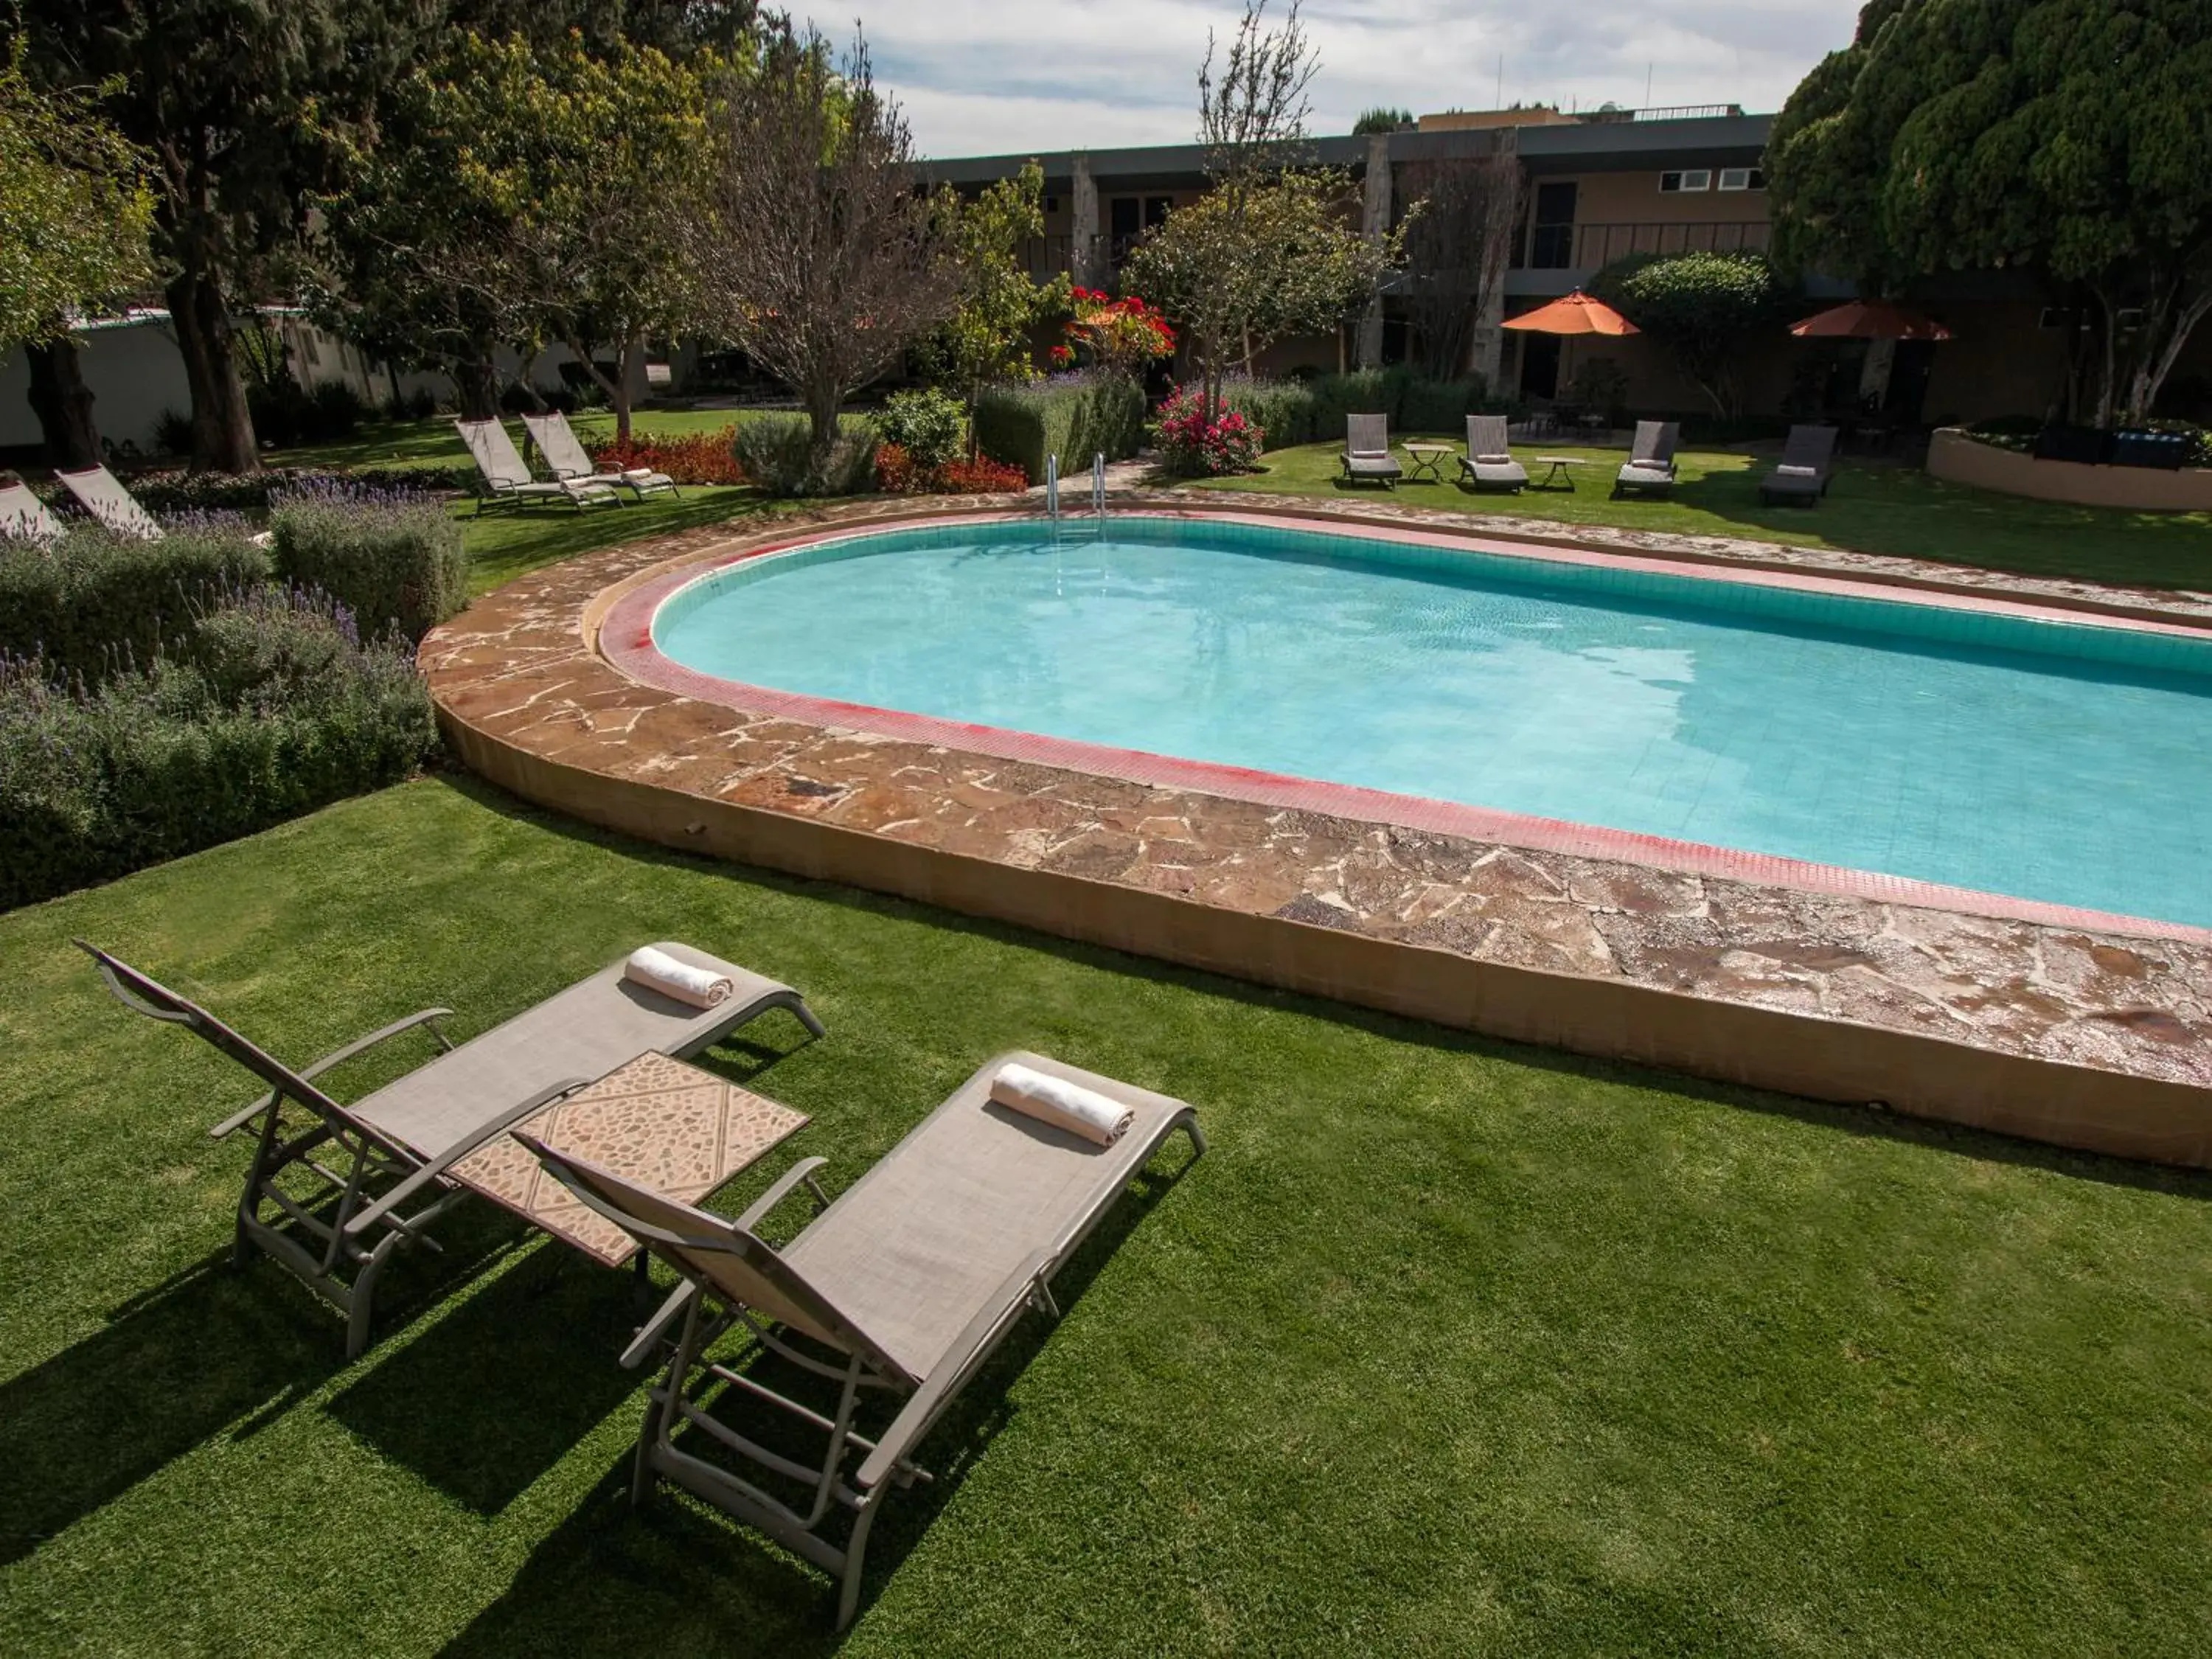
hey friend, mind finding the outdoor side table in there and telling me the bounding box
[1531,456,1585,492]
[1401,442,1453,483]
[448,1050,808,1266]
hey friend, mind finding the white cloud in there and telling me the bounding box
[805,0,1868,158]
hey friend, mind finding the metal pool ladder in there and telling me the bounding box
[1045,453,1108,531]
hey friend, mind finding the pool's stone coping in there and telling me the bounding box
[422,495,2212,1166]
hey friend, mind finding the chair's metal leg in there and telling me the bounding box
[347,1230,404,1360]
[836,1492,887,1631]
[636,1293,704,1506]
[786,995,827,1040]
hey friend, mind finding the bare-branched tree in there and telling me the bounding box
[1396,153,1523,381]
[1128,0,1407,418]
[688,21,958,479]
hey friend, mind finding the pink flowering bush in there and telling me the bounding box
[1151,386,1265,476]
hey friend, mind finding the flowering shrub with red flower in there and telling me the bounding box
[874,442,1028,495]
[585,426,747,485]
[1059,288,1176,378]
[1150,386,1264,477]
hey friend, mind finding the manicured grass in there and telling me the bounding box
[266,408,869,473]
[4,776,2211,1655]
[454,485,795,594]
[1189,439,2212,591]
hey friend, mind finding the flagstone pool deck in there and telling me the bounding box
[422,493,2212,1166]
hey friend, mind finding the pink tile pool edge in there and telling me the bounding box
[598,509,2212,945]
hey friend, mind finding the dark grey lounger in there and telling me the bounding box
[1338,412,1402,487]
[527,1048,1206,1630]
[1613,420,1681,497]
[76,939,823,1356]
[1460,413,1528,491]
[1759,423,1840,504]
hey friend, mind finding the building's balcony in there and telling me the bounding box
[1518,218,1773,273]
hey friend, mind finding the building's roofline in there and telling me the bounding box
[921,113,1773,188]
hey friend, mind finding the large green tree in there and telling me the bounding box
[316,32,712,434]
[0,39,155,465]
[1592,250,1792,420]
[1123,0,1405,418]
[21,1,425,472]
[1768,0,2212,425]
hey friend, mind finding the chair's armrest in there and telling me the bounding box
[735,1156,830,1231]
[207,1008,455,1140]
[856,1248,1053,1492]
[339,1075,588,1239]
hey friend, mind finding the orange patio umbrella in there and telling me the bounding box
[1501,291,1641,335]
[1790,299,1952,341]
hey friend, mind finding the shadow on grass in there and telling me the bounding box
[434,1147,1198,1652]
[324,1243,650,1515]
[0,1252,344,1565]
[436,770,2212,1210]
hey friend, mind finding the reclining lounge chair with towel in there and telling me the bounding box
[1459,413,1528,493]
[1758,424,1840,506]
[1338,413,1402,489]
[1613,420,1681,498]
[76,939,825,1356]
[56,463,165,540]
[0,479,63,540]
[526,1049,1206,1630]
[455,417,622,514]
[521,408,678,501]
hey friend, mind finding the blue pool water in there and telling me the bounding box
[654,517,2212,927]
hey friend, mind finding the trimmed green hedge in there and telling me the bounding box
[271,482,469,644]
[1219,369,1496,451]
[974,375,1147,482]
[0,526,271,684]
[0,589,437,909]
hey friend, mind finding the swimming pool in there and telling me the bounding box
[647,515,2212,930]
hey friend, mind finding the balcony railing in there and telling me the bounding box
[1518,219,1771,271]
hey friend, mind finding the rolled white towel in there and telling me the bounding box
[623,945,733,1009]
[989,1062,1133,1147]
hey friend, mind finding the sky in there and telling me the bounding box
[808,0,1871,160]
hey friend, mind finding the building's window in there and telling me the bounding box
[1717,167,1764,192]
[1144,195,1172,229]
[1108,196,1141,265]
[1528,181,1577,268]
[1045,195,1059,213]
[1659,170,1713,192]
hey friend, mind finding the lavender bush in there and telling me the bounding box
[0,589,435,909]
[269,479,468,644]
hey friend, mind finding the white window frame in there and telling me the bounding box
[1717,167,1763,192]
[1660,169,1713,193]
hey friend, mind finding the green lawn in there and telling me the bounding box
[265,408,867,473]
[455,486,791,594]
[1189,439,2212,592]
[4,775,2211,1655]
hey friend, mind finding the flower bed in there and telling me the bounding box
[874,444,1027,495]
[585,425,747,485]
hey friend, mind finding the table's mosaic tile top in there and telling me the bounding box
[421,495,2212,1095]
[449,1051,807,1264]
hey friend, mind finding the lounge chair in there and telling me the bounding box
[1338,413,1402,488]
[1459,414,1528,492]
[1759,424,1840,505]
[75,939,825,1357]
[521,409,678,501]
[454,417,621,514]
[0,480,63,540]
[56,463,164,539]
[1612,420,1680,498]
[527,1049,1206,1629]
